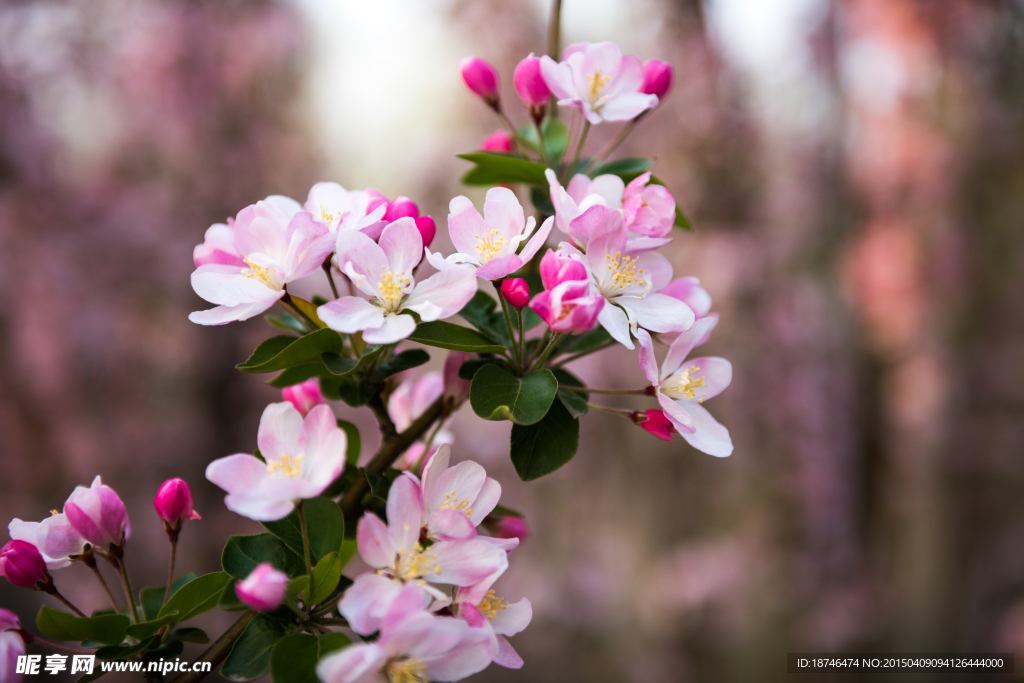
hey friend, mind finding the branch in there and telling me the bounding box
[340,396,445,520]
[167,611,255,683]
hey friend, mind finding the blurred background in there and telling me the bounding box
[2,0,1023,681]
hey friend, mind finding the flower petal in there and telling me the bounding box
[316,643,385,683]
[403,268,478,321]
[340,573,403,636]
[428,508,478,541]
[482,187,525,244]
[206,454,268,496]
[636,328,660,384]
[448,196,487,257]
[662,315,719,378]
[517,216,555,265]
[626,293,694,334]
[678,402,733,457]
[356,513,395,568]
[318,297,385,335]
[471,478,501,523]
[257,402,303,465]
[492,636,525,669]
[474,253,522,281]
[362,313,417,345]
[386,474,425,554]
[490,597,532,637]
[598,302,634,348]
[432,538,508,586]
[188,297,281,325]
[378,218,423,276]
[683,356,732,402]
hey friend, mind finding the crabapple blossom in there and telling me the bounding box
[460,57,500,107]
[189,200,335,325]
[480,129,513,152]
[0,541,49,589]
[340,475,507,635]
[420,445,501,542]
[637,320,733,457]
[500,278,530,308]
[193,221,243,268]
[622,172,676,238]
[641,59,674,100]
[304,181,388,237]
[540,42,658,124]
[153,479,201,530]
[529,250,604,335]
[318,219,478,345]
[425,187,553,281]
[632,409,677,441]
[0,609,24,683]
[320,584,493,683]
[64,476,129,550]
[281,377,327,417]
[8,514,86,570]
[662,277,712,320]
[205,403,347,521]
[235,563,288,612]
[514,53,551,113]
[450,577,532,669]
[388,372,453,470]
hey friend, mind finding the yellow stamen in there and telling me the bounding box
[318,204,340,227]
[241,256,276,288]
[665,365,708,402]
[439,490,473,519]
[473,229,507,263]
[588,69,612,97]
[477,590,508,620]
[50,509,60,516]
[394,543,441,581]
[604,251,645,290]
[385,658,427,683]
[266,453,305,478]
[377,267,411,311]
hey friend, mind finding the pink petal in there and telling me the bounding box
[427,461,486,513]
[428,509,478,542]
[493,636,524,669]
[381,583,430,637]
[474,253,522,281]
[420,444,451,504]
[490,597,532,636]
[587,174,625,208]
[188,297,281,325]
[482,187,525,244]
[597,302,633,348]
[626,293,694,334]
[335,229,389,296]
[662,316,719,378]
[362,313,417,345]
[318,296,385,335]
[316,643,386,683]
[659,392,695,434]
[471,478,501,522]
[222,492,296,522]
[678,402,733,457]
[257,402,303,465]
[340,574,404,636]
[517,216,555,265]
[403,267,478,322]
[191,265,277,306]
[378,218,423,276]
[386,474,425,555]
[356,513,395,568]
[205,454,268,496]
[460,603,487,628]
[447,196,487,257]
[636,328,660,384]
[432,538,508,586]
[682,356,732,401]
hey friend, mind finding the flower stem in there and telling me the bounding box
[115,558,140,624]
[531,331,564,370]
[517,309,525,366]
[280,291,319,331]
[322,260,339,299]
[48,588,86,618]
[311,594,343,619]
[559,384,647,395]
[297,501,313,607]
[533,118,550,166]
[581,115,645,175]
[551,339,617,367]
[586,403,634,416]
[84,555,120,613]
[562,121,590,183]
[316,617,350,628]
[496,285,521,370]
[547,0,563,60]
[163,539,177,605]
[167,611,255,683]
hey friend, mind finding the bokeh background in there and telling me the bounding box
[2,0,1024,681]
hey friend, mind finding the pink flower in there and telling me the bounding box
[425,188,553,281]
[538,247,587,288]
[8,515,86,570]
[64,476,129,550]
[443,351,472,406]
[486,515,530,543]
[637,321,733,457]
[304,182,388,238]
[641,59,674,100]
[529,250,604,335]
[622,172,676,238]
[189,200,336,325]
[235,563,288,612]
[193,222,243,268]
[631,409,676,441]
[460,56,500,106]
[281,378,327,417]
[451,578,532,669]
[320,584,493,683]
[569,208,693,348]
[500,278,530,308]
[319,219,478,345]
[153,479,201,529]
[661,277,712,319]
[540,42,658,124]
[0,609,24,683]
[341,475,507,634]
[388,372,454,470]
[420,446,502,543]
[479,130,513,153]
[414,215,437,248]
[206,403,347,521]
[0,541,49,589]
[514,53,551,111]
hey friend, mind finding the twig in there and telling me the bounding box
[167,611,255,683]
[547,0,563,59]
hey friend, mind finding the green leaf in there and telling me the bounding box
[458,357,515,381]
[125,612,179,640]
[408,321,506,353]
[470,365,558,425]
[237,329,344,373]
[552,368,589,418]
[557,325,612,355]
[141,573,196,622]
[157,572,232,626]
[36,606,129,646]
[338,420,361,466]
[261,497,344,564]
[530,186,555,215]
[319,354,357,376]
[307,553,342,605]
[270,632,352,683]
[287,576,310,602]
[321,376,376,407]
[362,468,394,500]
[265,314,307,335]
[289,295,327,328]
[222,614,294,682]
[510,399,579,480]
[165,627,209,644]
[266,363,329,388]
[222,534,306,580]
[675,207,693,230]
[339,537,358,569]
[592,157,655,182]
[95,636,160,661]
[457,152,549,186]
[458,291,511,345]
[369,349,430,382]
[543,117,570,162]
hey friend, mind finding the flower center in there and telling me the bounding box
[377,267,411,311]
[384,658,427,683]
[474,229,506,263]
[241,256,278,289]
[266,453,305,478]
[477,590,508,620]
[664,365,708,402]
[588,69,612,98]
[603,251,645,293]
[394,542,440,581]
[439,490,473,519]
[317,204,340,229]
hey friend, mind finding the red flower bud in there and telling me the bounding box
[0,541,49,589]
[501,278,530,308]
[491,515,530,542]
[415,216,437,248]
[153,479,201,530]
[479,130,513,153]
[460,56,500,106]
[513,53,551,109]
[632,409,676,441]
[385,196,419,222]
[641,59,674,100]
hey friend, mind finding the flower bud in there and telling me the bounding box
[632,409,676,441]
[641,59,674,100]
[153,479,201,531]
[414,215,437,248]
[235,563,288,612]
[530,280,604,334]
[539,249,587,290]
[442,351,472,405]
[479,130,512,153]
[490,515,530,542]
[513,53,551,110]
[0,608,25,683]
[384,196,419,223]
[64,476,129,550]
[0,541,49,589]
[282,378,327,417]
[460,56,500,107]
[500,278,530,308]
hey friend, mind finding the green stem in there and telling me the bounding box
[47,588,86,618]
[517,309,525,366]
[586,403,634,416]
[167,611,255,683]
[116,559,140,624]
[163,539,177,605]
[496,286,521,370]
[533,118,550,165]
[531,331,565,370]
[322,261,339,299]
[582,116,643,175]
[551,340,617,368]
[297,502,313,607]
[559,385,647,395]
[317,617,350,628]
[311,594,343,618]
[547,0,563,60]
[86,558,120,613]
[279,294,316,332]
[562,121,590,183]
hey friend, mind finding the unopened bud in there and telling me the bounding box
[479,130,513,153]
[632,409,676,441]
[385,196,419,223]
[0,541,49,589]
[490,515,530,542]
[282,378,327,417]
[415,216,437,248]
[514,53,551,114]
[153,479,201,534]
[641,59,674,101]
[500,278,530,308]
[460,56,500,108]
[235,563,288,612]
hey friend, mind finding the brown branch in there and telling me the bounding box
[167,611,255,683]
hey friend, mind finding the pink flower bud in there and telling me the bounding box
[539,249,588,290]
[442,351,472,405]
[460,56,500,105]
[513,53,551,109]
[0,608,25,683]
[385,196,419,223]
[500,278,530,308]
[479,130,513,153]
[153,479,201,530]
[632,409,676,441]
[491,515,530,542]
[414,215,437,247]
[0,541,49,589]
[641,59,674,100]
[64,476,129,550]
[235,563,288,612]
[530,280,604,334]
[282,378,327,417]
